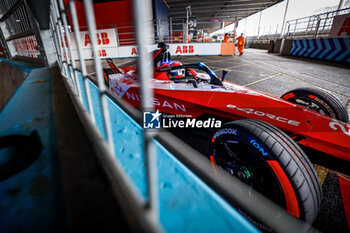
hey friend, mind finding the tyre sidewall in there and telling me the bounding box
[211,122,302,219]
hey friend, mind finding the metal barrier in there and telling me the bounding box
[285,7,350,39]
[0,0,318,232]
[51,0,318,232]
[51,0,161,230]
[50,1,316,232]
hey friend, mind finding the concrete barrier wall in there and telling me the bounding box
[247,42,269,50]
[290,37,350,62]
[70,42,236,59]
[0,59,28,110]
[281,39,293,55]
[273,39,282,53]
[72,70,259,232]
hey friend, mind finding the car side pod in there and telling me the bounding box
[222,69,231,81]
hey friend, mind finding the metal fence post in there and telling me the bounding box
[69,0,96,124]
[57,0,82,103]
[280,0,289,38]
[314,15,321,38]
[49,17,62,66]
[83,0,115,155]
[169,16,172,43]
[52,0,70,77]
[132,0,159,225]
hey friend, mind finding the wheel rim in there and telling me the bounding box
[213,136,287,209]
[287,96,334,118]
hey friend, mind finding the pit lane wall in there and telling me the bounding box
[289,37,350,63]
[69,43,235,59]
[61,28,235,59]
[117,43,235,58]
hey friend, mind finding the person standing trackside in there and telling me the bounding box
[235,33,245,55]
[223,33,230,42]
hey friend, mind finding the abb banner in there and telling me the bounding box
[169,43,220,56]
[69,28,119,59]
[69,28,234,59]
[329,13,350,38]
[117,43,234,58]
[12,35,40,58]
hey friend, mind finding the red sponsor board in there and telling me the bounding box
[68,29,117,49]
[12,35,40,58]
[65,0,134,46]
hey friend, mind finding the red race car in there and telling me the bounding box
[103,43,349,224]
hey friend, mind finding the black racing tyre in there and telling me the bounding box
[103,68,114,86]
[211,119,322,224]
[281,87,349,123]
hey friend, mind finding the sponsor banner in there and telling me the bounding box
[117,44,157,57]
[71,46,119,59]
[11,35,40,58]
[169,43,221,56]
[67,28,233,59]
[329,13,350,38]
[65,28,119,59]
[69,28,118,49]
[117,43,225,58]
[72,42,230,59]
[290,38,350,63]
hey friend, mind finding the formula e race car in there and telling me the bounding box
[103,43,350,224]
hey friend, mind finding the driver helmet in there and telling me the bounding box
[170,69,185,78]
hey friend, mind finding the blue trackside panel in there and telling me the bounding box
[107,97,147,199]
[290,37,350,62]
[76,71,90,112]
[87,80,107,140]
[155,140,260,233]
[99,90,259,232]
[0,67,66,232]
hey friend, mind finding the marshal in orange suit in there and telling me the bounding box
[235,33,245,55]
[223,33,230,42]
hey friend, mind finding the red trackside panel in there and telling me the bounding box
[65,0,135,45]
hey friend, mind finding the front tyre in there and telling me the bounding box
[210,119,321,223]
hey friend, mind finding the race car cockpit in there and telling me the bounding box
[104,42,228,88]
[153,42,171,67]
[153,43,226,87]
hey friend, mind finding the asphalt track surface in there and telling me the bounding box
[83,48,350,232]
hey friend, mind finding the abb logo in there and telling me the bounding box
[175,45,194,54]
[131,47,138,55]
[13,36,38,58]
[92,49,107,57]
[337,17,350,36]
[14,38,37,51]
[84,32,110,46]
